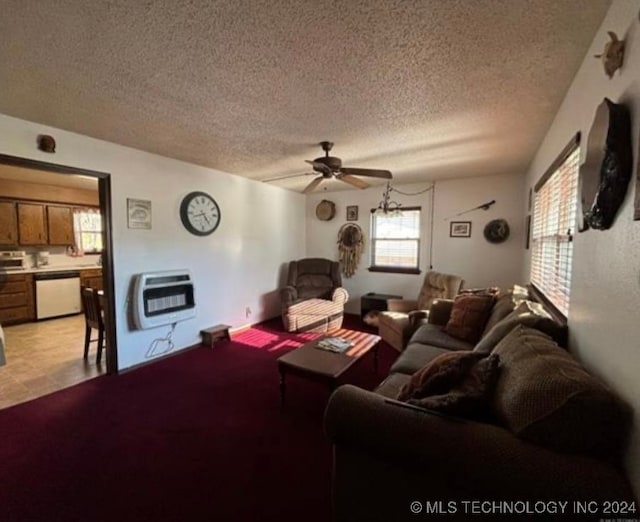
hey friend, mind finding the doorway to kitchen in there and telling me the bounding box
[0,153,116,409]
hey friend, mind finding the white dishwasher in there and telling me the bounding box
[35,271,82,320]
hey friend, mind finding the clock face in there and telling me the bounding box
[180,191,221,236]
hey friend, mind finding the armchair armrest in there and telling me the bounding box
[331,287,349,305]
[325,385,634,502]
[280,286,298,307]
[386,299,417,313]
[428,298,454,325]
[407,310,428,328]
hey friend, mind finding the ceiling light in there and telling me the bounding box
[374,182,403,216]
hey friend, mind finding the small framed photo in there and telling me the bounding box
[127,198,152,229]
[346,205,359,221]
[450,221,471,238]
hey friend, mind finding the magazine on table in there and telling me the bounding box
[315,336,354,353]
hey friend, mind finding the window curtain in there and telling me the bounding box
[73,207,102,255]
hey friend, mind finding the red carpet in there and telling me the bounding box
[0,315,396,521]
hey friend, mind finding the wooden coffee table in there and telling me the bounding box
[277,328,381,405]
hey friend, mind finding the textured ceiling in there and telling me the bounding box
[0,0,611,192]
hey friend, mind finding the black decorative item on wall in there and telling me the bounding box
[579,98,632,230]
[484,219,510,244]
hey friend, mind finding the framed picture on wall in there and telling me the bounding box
[450,221,471,238]
[346,205,358,221]
[127,198,152,229]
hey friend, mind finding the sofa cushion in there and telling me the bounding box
[444,294,495,343]
[409,324,475,351]
[396,351,500,420]
[481,286,528,337]
[491,325,631,458]
[374,372,412,399]
[475,300,564,354]
[390,342,452,375]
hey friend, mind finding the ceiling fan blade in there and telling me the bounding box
[262,172,314,182]
[305,159,332,176]
[302,176,324,193]
[339,167,392,179]
[337,174,370,190]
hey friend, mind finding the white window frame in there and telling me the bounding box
[369,206,421,274]
[530,133,580,318]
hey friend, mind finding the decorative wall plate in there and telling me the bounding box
[315,200,336,221]
[484,219,510,243]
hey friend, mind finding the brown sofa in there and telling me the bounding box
[325,287,636,521]
[280,258,348,332]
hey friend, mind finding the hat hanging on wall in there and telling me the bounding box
[484,219,510,244]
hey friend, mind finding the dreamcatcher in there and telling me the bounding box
[337,223,364,278]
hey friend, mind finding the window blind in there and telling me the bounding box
[370,208,421,271]
[530,141,580,317]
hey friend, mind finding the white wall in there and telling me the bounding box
[306,173,524,314]
[0,113,306,370]
[432,173,525,290]
[522,0,640,498]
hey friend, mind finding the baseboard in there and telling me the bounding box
[119,342,202,374]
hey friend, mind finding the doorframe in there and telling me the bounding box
[0,153,118,374]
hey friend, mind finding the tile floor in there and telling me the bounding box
[0,314,105,410]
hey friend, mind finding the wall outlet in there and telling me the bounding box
[245,306,252,318]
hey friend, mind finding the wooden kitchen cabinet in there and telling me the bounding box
[17,203,47,245]
[47,205,74,245]
[0,273,35,325]
[0,201,18,245]
[80,268,103,291]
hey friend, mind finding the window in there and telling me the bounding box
[73,208,103,253]
[369,207,421,274]
[530,134,580,317]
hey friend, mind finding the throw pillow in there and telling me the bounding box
[443,294,495,343]
[491,325,632,458]
[396,351,500,420]
[474,299,565,354]
[481,285,530,336]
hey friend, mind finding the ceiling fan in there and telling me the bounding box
[264,141,392,193]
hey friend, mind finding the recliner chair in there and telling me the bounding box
[280,258,349,333]
[377,270,463,351]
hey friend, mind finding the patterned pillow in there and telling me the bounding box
[443,294,495,343]
[397,350,500,420]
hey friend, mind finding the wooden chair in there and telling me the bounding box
[81,286,105,363]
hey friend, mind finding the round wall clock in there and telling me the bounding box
[180,191,221,236]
